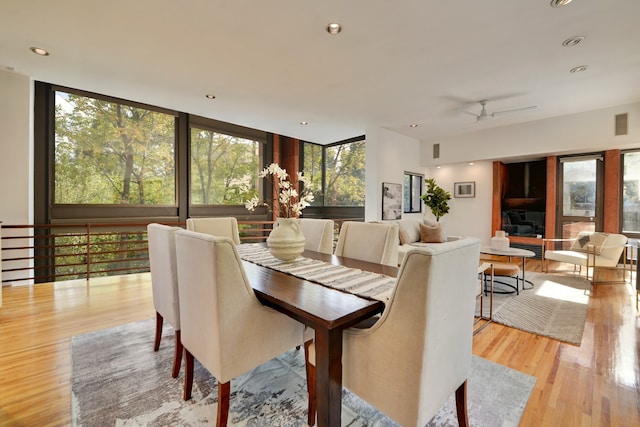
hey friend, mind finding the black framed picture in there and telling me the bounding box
[382,182,402,220]
[454,181,475,198]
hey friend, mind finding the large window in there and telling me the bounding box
[302,138,366,208]
[303,142,324,206]
[324,139,366,206]
[54,90,176,205]
[190,127,261,205]
[622,151,640,234]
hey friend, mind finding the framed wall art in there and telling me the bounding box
[382,182,402,220]
[454,181,475,198]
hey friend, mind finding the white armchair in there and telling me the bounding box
[307,238,481,426]
[174,229,307,426]
[334,221,399,267]
[146,223,183,378]
[186,217,241,244]
[299,218,334,254]
[543,231,629,283]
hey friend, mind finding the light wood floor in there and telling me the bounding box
[0,261,638,426]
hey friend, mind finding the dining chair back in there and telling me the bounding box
[307,237,481,427]
[186,217,241,244]
[334,221,399,267]
[299,218,334,254]
[147,223,183,378]
[174,229,306,426]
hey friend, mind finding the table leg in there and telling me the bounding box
[314,327,343,427]
[522,256,534,290]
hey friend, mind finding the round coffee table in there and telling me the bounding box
[480,246,536,292]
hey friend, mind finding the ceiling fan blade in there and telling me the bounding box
[491,105,537,117]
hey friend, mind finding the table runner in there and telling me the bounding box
[237,244,396,303]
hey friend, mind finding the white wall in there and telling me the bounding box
[0,70,32,224]
[0,70,33,284]
[427,162,493,246]
[422,103,640,166]
[365,127,426,222]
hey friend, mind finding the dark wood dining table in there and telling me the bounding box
[241,248,398,427]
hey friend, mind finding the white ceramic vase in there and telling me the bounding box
[267,218,306,262]
[491,230,510,250]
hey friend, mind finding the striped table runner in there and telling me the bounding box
[237,244,396,303]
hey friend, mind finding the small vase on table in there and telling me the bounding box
[267,218,306,262]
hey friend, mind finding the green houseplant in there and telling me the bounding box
[420,178,451,221]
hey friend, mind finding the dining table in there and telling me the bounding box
[240,246,398,427]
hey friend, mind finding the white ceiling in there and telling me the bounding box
[1,0,639,145]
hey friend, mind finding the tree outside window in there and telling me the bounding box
[54,91,176,205]
[190,128,261,205]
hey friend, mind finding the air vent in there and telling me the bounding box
[433,143,440,159]
[615,113,628,136]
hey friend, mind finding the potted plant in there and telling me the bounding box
[420,178,451,221]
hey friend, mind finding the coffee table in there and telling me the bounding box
[480,246,536,291]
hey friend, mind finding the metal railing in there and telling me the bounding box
[0,220,274,284]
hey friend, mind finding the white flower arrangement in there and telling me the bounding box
[244,163,315,218]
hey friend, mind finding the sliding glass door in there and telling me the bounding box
[558,156,603,239]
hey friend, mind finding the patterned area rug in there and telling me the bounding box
[478,271,591,345]
[72,319,535,427]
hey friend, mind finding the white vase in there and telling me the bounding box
[267,218,306,262]
[491,230,510,250]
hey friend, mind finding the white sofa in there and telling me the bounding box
[393,218,462,265]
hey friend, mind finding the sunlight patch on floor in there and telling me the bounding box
[534,280,590,305]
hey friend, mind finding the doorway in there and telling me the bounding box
[557,155,604,238]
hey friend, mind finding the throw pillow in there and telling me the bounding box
[419,222,445,243]
[424,218,447,241]
[570,232,609,255]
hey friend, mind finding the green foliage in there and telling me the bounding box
[303,143,324,206]
[190,128,260,205]
[324,140,366,206]
[54,92,176,204]
[420,178,451,221]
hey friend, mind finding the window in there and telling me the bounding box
[302,138,365,208]
[622,151,640,234]
[302,142,324,206]
[403,172,423,213]
[324,139,366,206]
[190,127,261,205]
[54,90,176,205]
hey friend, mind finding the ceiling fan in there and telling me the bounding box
[466,99,537,123]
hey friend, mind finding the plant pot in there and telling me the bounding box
[267,218,306,262]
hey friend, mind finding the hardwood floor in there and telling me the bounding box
[0,261,638,426]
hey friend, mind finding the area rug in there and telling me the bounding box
[71,319,536,427]
[478,271,591,345]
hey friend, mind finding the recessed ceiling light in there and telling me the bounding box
[29,46,49,56]
[205,94,216,99]
[562,36,584,47]
[409,124,418,128]
[326,23,342,35]
[436,165,441,169]
[468,162,475,166]
[570,65,588,73]
[550,0,573,7]
[300,121,309,125]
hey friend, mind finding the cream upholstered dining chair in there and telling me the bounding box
[306,238,481,427]
[185,217,241,244]
[146,223,183,378]
[334,221,399,267]
[299,218,335,254]
[174,229,307,427]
